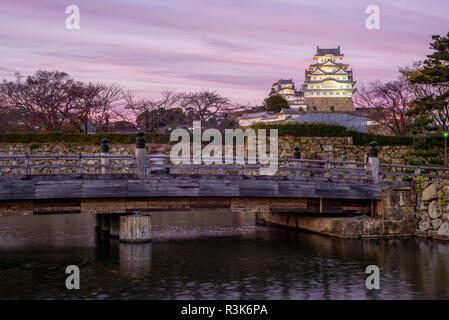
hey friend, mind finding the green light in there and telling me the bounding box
[444,132,449,139]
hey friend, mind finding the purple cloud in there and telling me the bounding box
[0,0,448,105]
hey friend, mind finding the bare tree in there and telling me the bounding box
[89,83,123,132]
[123,89,180,132]
[179,90,234,124]
[0,71,77,131]
[354,78,414,136]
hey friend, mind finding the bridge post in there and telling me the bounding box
[25,153,30,175]
[368,141,379,184]
[293,146,301,176]
[54,157,59,174]
[135,131,147,179]
[119,213,151,243]
[78,153,84,174]
[109,214,120,238]
[12,157,17,175]
[95,214,101,232]
[101,138,110,174]
[101,214,111,234]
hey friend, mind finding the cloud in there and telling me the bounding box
[0,0,448,104]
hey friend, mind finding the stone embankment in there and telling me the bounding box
[415,180,449,240]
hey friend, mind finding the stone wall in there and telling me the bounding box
[0,136,415,172]
[0,142,172,156]
[415,180,449,240]
[278,136,411,165]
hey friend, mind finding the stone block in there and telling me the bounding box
[437,222,449,236]
[422,183,437,201]
[431,218,443,230]
[428,200,442,219]
[419,220,431,232]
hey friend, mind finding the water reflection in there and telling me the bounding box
[0,211,448,299]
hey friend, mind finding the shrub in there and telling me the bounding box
[252,123,414,146]
[409,150,440,157]
[252,122,348,137]
[412,135,444,150]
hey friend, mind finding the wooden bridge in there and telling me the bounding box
[1,150,448,215]
[2,138,449,241]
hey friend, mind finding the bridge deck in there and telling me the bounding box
[0,173,382,201]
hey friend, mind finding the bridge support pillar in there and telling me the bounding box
[119,213,151,243]
[95,214,102,232]
[101,214,110,234]
[110,214,120,238]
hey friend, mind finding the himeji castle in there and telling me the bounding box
[301,46,357,111]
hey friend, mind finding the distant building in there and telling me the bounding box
[294,112,367,132]
[302,46,356,112]
[238,109,302,128]
[110,121,137,133]
[270,79,307,110]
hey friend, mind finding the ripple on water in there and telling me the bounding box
[0,213,448,299]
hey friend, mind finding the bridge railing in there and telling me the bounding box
[5,136,449,185]
[4,152,449,185]
[145,154,371,182]
[380,163,449,182]
[0,154,136,175]
[0,153,373,182]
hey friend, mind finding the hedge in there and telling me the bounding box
[252,122,348,137]
[0,125,445,148]
[0,133,171,145]
[251,123,442,147]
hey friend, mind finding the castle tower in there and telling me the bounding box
[269,79,305,110]
[302,46,356,111]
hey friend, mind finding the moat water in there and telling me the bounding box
[0,211,448,300]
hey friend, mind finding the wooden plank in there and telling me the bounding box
[239,179,278,196]
[35,180,83,199]
[0,181,34,200]
[0,174,382,201]
[82,180,128,198]
[33,198,81,215]
[191,197,231,208]
[198,177,240,196]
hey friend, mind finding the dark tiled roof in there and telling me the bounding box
[315,46,341,56]
[273,79,293,85]
[240,112,268,119]
[304,77,354,84]
[306,68,353,76]
[280,108,301,114]
[310,62,348,67]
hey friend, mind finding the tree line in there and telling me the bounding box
[1,33,447,137]
[0,71,242,133]
[355,32,449,136]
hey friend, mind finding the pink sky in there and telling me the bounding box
[0,0,448,106]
